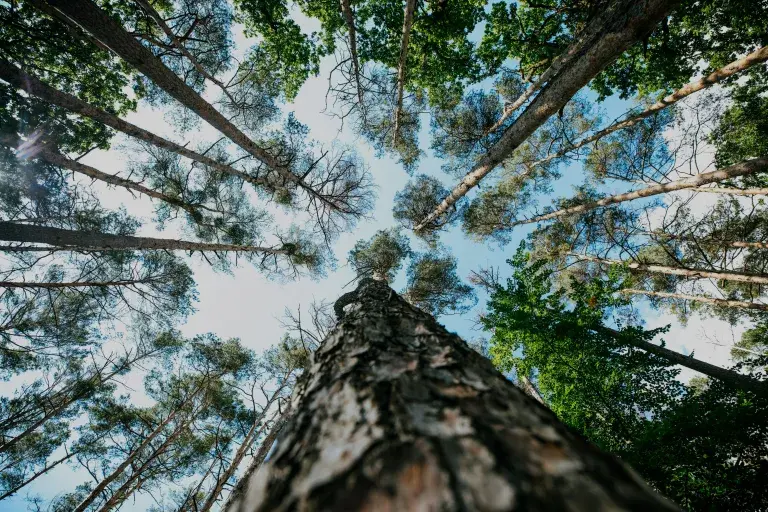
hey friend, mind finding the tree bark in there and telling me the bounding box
[0,222,288,254]
[413,0,679,232]
[224,278,677,511]
[0,58,270,191]
[689,186,768,196]
[573,253,768,285]
[393,0,417,142]
[132,0,237,104]
[603,324,767,394]
[339,0,364,106]
[621,288,768,312]
[43,0,340,211]
[513,157,768,226]
[521,45,768,170]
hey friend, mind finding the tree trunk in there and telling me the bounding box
[519,375,545,405]
[0,279,161,289]
[689,186,768,196]
[224,278,677,511]
[393,0,417,142]
[0,222,288,254]
[132,0,237,104]
[637,230,768,251]
[514,157,768,226]
[339,0,364,106]
[413,0,679,232]
[522,45,768,170]
[621,288,768,312]
[573,253,768,285]
[603,324,767,393]
[43,0,339,211]
[0,58,270,191]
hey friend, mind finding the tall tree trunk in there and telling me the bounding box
[603,324,767,393]
[519,375,545,405]
[573,253,768,285]
[0,445,79,500]
[514,157,768,226]
[638,230,768,251]
[132,0,237,104]
[0,59,271,191]
[339,0,364,107]
[198,389,284,512]
[522,45,768,170]
[0,279,161,289]
[43,0,340,212]
[621,288,768,312]
[413,0,679,232]
[224,279,677,511]
[689,186,768,196]
[0,222,289,254]
[392,0,417,142]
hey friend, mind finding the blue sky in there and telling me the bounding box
[0,8,751,511]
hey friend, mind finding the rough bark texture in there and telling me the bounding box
[225,279,677,511]
[523,45,768,169]
[515,157,768,226]
[0,222,286,254]
[414,0,679,232]
[621,288,768,311]
[0,59,270,190]
[44,0,334,209]
[393,0,417,141]
[574,253,768,285]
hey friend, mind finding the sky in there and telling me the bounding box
[0,7,753,511]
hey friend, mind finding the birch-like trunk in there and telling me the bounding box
[603,324,767,393]
[392,0,417,142]
[0,59,270,191]
[42,0,337,210]
[0,222,288,254]
[689,186,768,196]
[621,288,768,312]
[413,0,679,232]
[339,0,364,106]
[522,45,768,170]
[224,278,677,511]
[514,157,768,226]
[574,253,768,285]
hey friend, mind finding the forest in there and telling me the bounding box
[0,0,766,510]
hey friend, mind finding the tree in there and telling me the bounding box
[348,228,411,282]
[403,252,476,316]
[224,277,677,511]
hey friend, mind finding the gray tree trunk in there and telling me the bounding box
[224,279,677,511]
[622,288,768,312]
[339,0,364,106]
[393,0,417,142]
[0,222,287,254]
[414,0,679,232]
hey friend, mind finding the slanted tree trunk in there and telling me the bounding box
[0,222,289,255]
[602,324,767,393]
[0,279,161,289]
[522,45,768,170]
[637,230,768,251]
[393,0,417,142]
[224,279,677,511]
[413,0,679,232]
[519,375,545,405]
[43,0,340,212]
[0,59,271,191]
[132,0,237,104]
[573,253,768,285]
[339,0,364,106]
[513,157,768,226]
[689,186,768,196]
[621,288,768,312]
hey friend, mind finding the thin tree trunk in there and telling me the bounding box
[522,45,768,170]
[573,253,768,285]
[638,230,768,250]
[198,390,283,512]
[413,0,679,232]
[0,58,270,191]
[0,446,80,500]
[0,222,289,254]
[520,375,545,405]
[0,279,161,289]
[603,324,767,393]
[132,0,237,104]
[689,186,768,196]
[513,157,768,226]
[621,288,768,312]
[339,0,364,106]
[43,0,340,211]
[73,387,204,512]
[393,0,417,142]
[224,278,678,511]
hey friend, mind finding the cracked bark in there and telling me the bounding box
[225,279,678,511]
